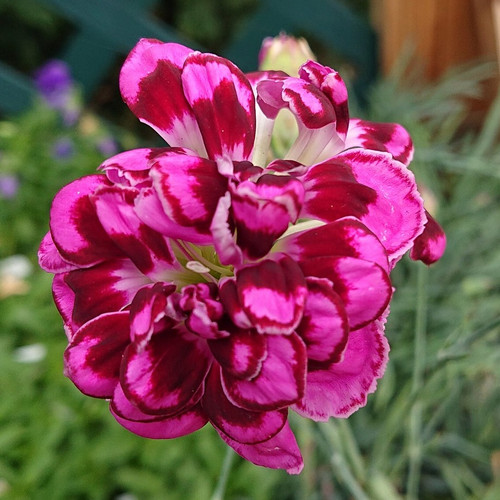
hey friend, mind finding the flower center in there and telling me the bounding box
[173,240,234,285]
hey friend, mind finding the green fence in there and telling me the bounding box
[0,0,377,114]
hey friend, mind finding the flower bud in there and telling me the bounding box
[259,33,316,76]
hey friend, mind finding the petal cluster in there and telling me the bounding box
[39,38,445,474]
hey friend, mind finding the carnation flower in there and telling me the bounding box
[39,38,445,474]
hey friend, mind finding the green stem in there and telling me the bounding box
[319,423,370,500]
[210,446,236,500]
[406,264,429,500]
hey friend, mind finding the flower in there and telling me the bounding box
[52,137,75,160]
[0,174,19,199]
[33,59,80,125]
[259,33,316,76]
[39,38,445,474]
[34,60,73,107]
[96,136,119,156]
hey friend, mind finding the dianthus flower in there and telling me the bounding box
[39,38,445,474]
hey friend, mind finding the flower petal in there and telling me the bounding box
[218,421,304,474]
[302,158,377,221]
[303,150,425,262]
[64,258,149,328]
[49,175,122,267]
[64,311,130,398]
[231,174,304,259]
[93,185,180,277]
[100,148,171,187]
[111,384,207,438]
[293,314,389,420]
[129,282,176,350]
[222,332,307,411]
[210,193,243,267]
[410,210,446,265]
[202,365,287,444]
[219,278,253,330]
[179,283,226,339]
[277,217,389,272]
[208,327,267,379]
[52,273,77,340]
[281,78,336,129]
[235,255,307,335]
[135,187,213,245]
[121,327,211,416]
[299,61,349,139]
[181,52,256,162]
[345,118,414,165]
[119,39,207,154]
[150,151,227,240]
[297,277,349,365]
[38,231,78,273]
[299,256,392,330]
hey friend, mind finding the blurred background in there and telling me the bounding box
[0,1,499,499]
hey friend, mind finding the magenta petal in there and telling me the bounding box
[64,311,130,398]
[111,384,207,438]
[293,314,389,420]
[281,78,336,129]
[236,255,307,335]
[202,366,287,444]
[218,421,304,474]
[304,150,425,262]
[112,404,207,439]
[121,328,211,415]
[119,39,207,154]
[223,332,307,411]
[179,283,226,339]
[52,273,76,340]
[300,256,392,330]
[219,278,253,330]
[64,258,148,328]
[277,217,389,273]
[181,52,256,161]
[150,151,227,238]
[93,185,178,277]
[297,277,349,364]
[255,77,287,119]
[340,150,424,261]
[299,61,349,138]
[210,193,243,267]
[49,175,122,267]
[208,327,267,379]
[129,282,176,349]
[99,148,169,188]
[38,232,77,273]
[231,174,305,259]
[135,187,214,245]
[410,210,446,265]
[303,159,378,222]
[345,118,414,165]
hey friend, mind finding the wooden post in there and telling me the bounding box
[371,0,499,120]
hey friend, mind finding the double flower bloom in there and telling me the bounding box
[39,39,445,473]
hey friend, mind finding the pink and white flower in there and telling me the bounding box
[39,38,445,474]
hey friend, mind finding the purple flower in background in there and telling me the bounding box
[34,60,80,125]
[34,60,73,108]
[97,136,119,156]
[0,175,19,199]
[52,137,75,160]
